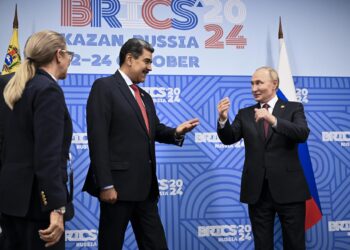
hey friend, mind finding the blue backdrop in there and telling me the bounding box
[61,74,350,249]
[1,0,350,249]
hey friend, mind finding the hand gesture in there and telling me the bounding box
[175,118,200,136]
[254,108,277,125]
[217,97,230,122]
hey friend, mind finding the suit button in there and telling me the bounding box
[149,160,152,164]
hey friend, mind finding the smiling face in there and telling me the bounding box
[127,48,153,84]
[251,68,278,103]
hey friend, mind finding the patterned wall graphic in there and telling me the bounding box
[0,0,349,249]
[61,74,350,250]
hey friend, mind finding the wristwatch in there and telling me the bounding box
[53,206,66,215]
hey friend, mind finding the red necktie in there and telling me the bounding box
[130,84,150,134]
[263,103,269,138]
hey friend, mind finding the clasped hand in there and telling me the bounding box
[253,108,276,125]
[39,211,64,247]
[218,97,276,125]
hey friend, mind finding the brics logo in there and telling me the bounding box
[198,224,252,242]
[72,133,88,150]
[328,220,350,236]
[65,230,98,247]
[61,0,122,27]
[61,0,199,30]
[158,179,183,196]
[322,131,350,147]
[195,132,244,149]
[322,131,350,142]
[143,87,181,103]
[195,132,221,143]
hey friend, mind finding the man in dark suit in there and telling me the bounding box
[83,38,199,250]
[217,66,310,250]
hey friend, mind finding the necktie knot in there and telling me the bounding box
[130,84,138,92]
[263,103,269,110]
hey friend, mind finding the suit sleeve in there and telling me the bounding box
[33,85,67,212]
[217,111,243,145]
[0,108,3,171]
[0,76,11,170]
[86,80,113,188]
[154,114,179,145]
[0,85,4,169]
[273,103,310,142]
[144,92,180,146]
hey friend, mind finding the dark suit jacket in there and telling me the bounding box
[0,69,73,220]
[0,73,14,243]
[0,73,15,170]
[217,99,311,204]
[83,70,182,201]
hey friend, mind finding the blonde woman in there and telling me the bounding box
[0,30,74,250]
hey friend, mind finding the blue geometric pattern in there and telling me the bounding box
[60,74,350,250]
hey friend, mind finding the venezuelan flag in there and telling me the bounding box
[2,5,21,75]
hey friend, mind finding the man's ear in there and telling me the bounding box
[126,53,133,66]
[273,80,278,90]
[55,49,63,64]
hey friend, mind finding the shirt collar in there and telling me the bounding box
[47,72,58,82]
[260,95,278,109]
[118,69,133,87]
[38,68,57,82]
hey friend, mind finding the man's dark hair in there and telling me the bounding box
[119,38,154,66]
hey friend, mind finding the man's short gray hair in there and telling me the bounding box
[255,66,280,89]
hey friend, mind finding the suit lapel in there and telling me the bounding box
[140,89,154,137]
[114,71,150,137]
[252,103,265,143]
[272,99,286,118]
[265,99,286,143]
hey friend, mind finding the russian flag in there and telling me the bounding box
[277,18,322,230]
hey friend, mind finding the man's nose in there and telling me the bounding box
[252,84,257,92]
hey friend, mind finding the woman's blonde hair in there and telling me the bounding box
[3,30,66,109]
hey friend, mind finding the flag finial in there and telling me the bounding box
[278,16,283,39]
[13,4,18,29]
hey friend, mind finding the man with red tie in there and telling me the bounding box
[83,38,199,250]
[217,67,310,250]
